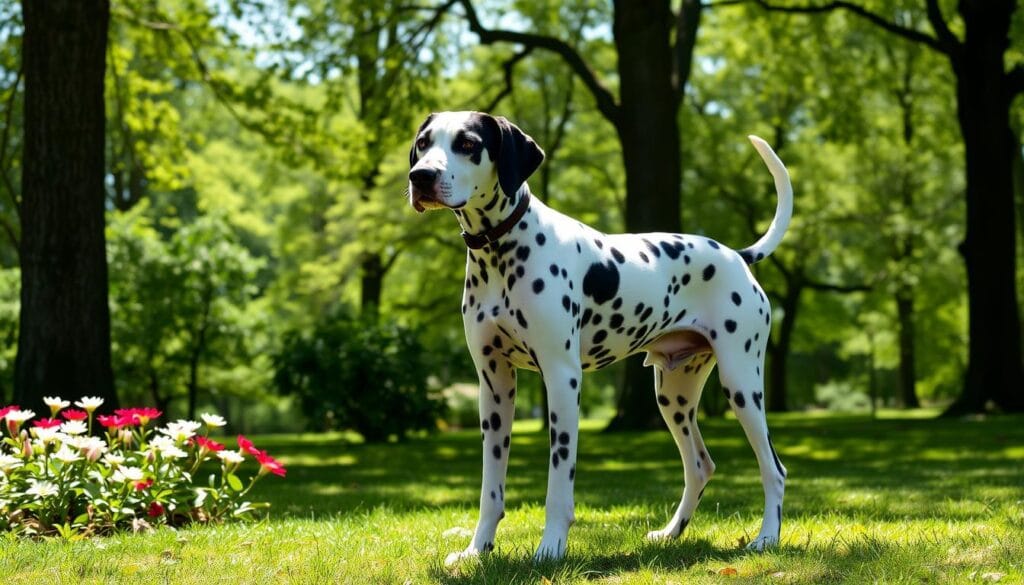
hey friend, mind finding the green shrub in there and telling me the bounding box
[273,307,445,441]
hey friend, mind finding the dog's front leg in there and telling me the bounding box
[534,358,583,561]
[445,352,517,566]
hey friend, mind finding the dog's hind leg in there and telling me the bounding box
[445,353,517,566]
[646,351,718,541]
[716,346,786,551]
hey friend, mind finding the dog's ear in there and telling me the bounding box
[493,116,544,197]
[409,113,436,167]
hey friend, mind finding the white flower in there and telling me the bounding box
[157,420,203,443]
[112,466,144,483]
[43,396,70,412]
[60,420,88,435]
[26,479,58,499]
[3,409,34,423]
[30,426,60,443]
[0,453,22,473]
[74,396,104,412]
[216,450,245,465]
[102,453,125,467]
[69,435,108,462]
[53,444,82,463]
[200,413,226,428]
[148,435,187,459]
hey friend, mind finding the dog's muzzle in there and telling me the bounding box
[409,167,442,213]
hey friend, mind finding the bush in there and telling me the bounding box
[273,307,445,441]
[0,397,285,538]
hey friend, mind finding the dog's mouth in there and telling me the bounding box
[411,184,456,214]
[410,187,450,213]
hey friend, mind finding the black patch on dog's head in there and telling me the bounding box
[466,113,544,197]
[409,113,436,167]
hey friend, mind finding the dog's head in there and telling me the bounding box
[408,112,545,213]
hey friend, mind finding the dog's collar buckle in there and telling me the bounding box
[461,192,531,250]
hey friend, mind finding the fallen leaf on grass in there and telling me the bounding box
[541,577,553,585]
[981,573,1005,582]
[770,572,787,579]
[718,567,739,576]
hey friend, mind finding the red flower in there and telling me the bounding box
[116,407,161,425]
[32,418,62,429]
[134,478,154,491]
[61,408,88,421]
[255,451,287,477]
[0,405,19,419]
[147,501,165,517]
[237,434,261,457]
[194,436,225,452]
[97,414,125,429]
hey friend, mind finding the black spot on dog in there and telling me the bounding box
[490,412,502,431]
[752,391,763,410]
[549,264,559,276]
[682,274,691,285]
[493,445,502,459]
[658,394,670,406]
[673,412,684,424]
[611,247,625,264]
[734,391,746,408]
[725,319,737,333]
[536,233,546,246]
[562,295,571,311]
[707,238,720,249]
[732,292,742,306]
[582,260,620,305]
[532,278,545,294]
[610,313,624,328]
[703,264,716,281]
[557,446,569,460]
[558,432,570,445]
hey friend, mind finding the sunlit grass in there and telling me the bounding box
[2,413,1021,584]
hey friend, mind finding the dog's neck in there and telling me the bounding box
[452,184,531,244]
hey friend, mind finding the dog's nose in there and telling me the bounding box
[409,168,439,189]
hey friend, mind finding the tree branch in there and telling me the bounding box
[673,0,703,106]
[457,0,620,126]
[924,0,959,54]
[482,47,534,112]
[750,0,948,54]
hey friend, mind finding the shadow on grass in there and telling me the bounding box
[248,414,1024,525]
[428,538,851,584]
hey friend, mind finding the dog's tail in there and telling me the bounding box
[737,136,792,265]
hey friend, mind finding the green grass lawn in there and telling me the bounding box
[2,413,1022,584]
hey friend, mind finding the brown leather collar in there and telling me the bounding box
[461,191,531,250]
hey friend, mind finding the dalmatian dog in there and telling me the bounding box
[408,111,791,564]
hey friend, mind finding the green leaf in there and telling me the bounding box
[226,473,243,492]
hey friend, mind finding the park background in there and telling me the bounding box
[0,1,1022,583]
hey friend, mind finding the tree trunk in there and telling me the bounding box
[606,0,684,431]
[14,0,118,415]
[360,251,383,320]
[945,0,1024,414]
[895,291,920,408]
[767,281,801,412]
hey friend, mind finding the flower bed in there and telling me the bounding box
[0,396,285,538]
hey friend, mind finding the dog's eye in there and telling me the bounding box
[416,137,428,150]
[460,139,476,151]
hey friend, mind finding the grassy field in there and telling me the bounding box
[2,412,1022,584]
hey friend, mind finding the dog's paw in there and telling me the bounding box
[745,534,778,551]
[444,547,482,566]
[532,535,567,562]
[645,528,678,542]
